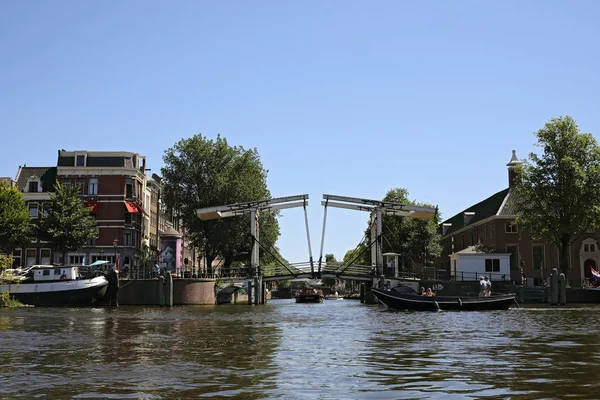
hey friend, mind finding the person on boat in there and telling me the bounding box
[479,276,487,298]
[420,287,426,296]
[484,276,492,296]
[426,288,435,297]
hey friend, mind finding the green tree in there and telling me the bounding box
[513,116,600,277]
[38,183,98,264]
[161,134,280,272]
[0,181,31,255]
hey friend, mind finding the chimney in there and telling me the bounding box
[506,149,522,188]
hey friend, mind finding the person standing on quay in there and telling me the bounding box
[479,276,487,298]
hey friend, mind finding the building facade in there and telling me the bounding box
[56,150,149,270]
[12,166,58,267]
[6,151,199,275]
[437,150,600,288]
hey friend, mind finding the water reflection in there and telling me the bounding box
[1,302,600,398]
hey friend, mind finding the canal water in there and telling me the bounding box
[1,300,599,399]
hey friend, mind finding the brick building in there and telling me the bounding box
[437,150,600,288]
[56,150,149,269]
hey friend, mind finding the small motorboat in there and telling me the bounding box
[295,287,324,303]
[0,265,109,307]
[325,291,344,300]
[372,286,516,311]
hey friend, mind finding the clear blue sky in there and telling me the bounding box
[2,1,599,263]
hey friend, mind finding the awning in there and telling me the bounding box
[84,201,99,213]
[124,201,149,216]
[124,201,138,213]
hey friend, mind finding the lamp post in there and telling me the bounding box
[113,237,118,270]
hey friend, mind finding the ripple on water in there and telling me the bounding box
[2,302,600,398]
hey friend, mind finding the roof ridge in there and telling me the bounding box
[496,188,513,216]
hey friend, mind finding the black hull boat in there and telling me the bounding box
[0,265,109,307]
[371,288,516,311]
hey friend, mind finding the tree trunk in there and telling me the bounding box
[558,234,571,277]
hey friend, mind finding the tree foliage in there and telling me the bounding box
[0,181,31,254]
[37,183,98,264]
[161,134,280,271]
[513,116,600,276]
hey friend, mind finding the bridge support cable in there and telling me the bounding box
[302,198,315,277]
[254,236,300,277]
[317,198,329,276]
[338,231,368,268]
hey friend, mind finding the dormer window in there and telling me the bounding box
[76,155,85,167]
[584,243,596,253]
[28,181,38,193]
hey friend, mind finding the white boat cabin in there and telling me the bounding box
[449,246,511,282]
[29,265,80,281]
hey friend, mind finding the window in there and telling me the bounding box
[124,230,132,246]
[43,269,50,276]
[25,249,36,266]
[87,237,96,246]
[28,181,38,193]
[40,249,51,264]
[506,245,519,270]
[125,179,133,199]
[490,224,495,239]
[29,203,39,218]
[532,245,545,270]
[54,269,61,276]
[485,259,500,272]
[88,178,98,195]
[62,179,71,190]
[11,248,21,268]
[76,155,85,166]
[69,255,84,265]
[584,243,596,253]
[505,221,518,233]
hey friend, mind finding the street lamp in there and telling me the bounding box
[113,237,118,269]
